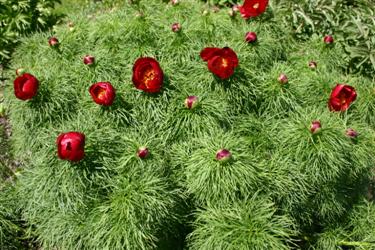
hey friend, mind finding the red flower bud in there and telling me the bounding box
[328,84,357,112]
[170,0,179,5]
[171,23,181,33]
[232,4,240,12]
[185,96,199,109]
[48,37,59,47]
[132,57,164,93]
[310,120,321,134]
[239,0,269,19]
[15,68,26,76]
[308,61,317,69]
[278,73,288,84]
[56,132,85,162]
[324,35,334,44]
[245,32,257,43]
[216,149,232,162]
[13,73,39,100]
[83,55,95,66]
[200,47,239,79]
[137,146,149,159]
[346,128,358,139]
[89,82,116,106]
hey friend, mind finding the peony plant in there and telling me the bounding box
[2,0,375,249]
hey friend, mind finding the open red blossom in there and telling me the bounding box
[328,84,357,112]
[56,132,85,162]
[89,82,116,106]
[132,57,164,93]
[13,73,39,100]
[239,0,269,19]
[200,47,239,79]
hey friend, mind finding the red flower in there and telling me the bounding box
[200,47,239,79]
[239,0,269,19]
[89,82,116,106]
[132,57,164,93]
[13,73,39,100]
[56,132,85,162]
[328,84,357,112]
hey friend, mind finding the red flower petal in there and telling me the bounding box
[207,55,235,79]
[200,47,222,61]
[221,47,239,67]
[201,47,239,79]
[239,0,269,19]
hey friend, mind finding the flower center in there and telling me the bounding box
[97,89,107,100]
[338,92,348,105]
[143,68,156,87]
[221,58,229,68]
[253,3,259,9]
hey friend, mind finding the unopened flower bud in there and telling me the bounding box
[278,73,288,84]
[310,120,321,134]
[185,96,199,109]
[171,23,181,33]
[245,32,257,43]
[216,149,232,162]
[137,146,149,159]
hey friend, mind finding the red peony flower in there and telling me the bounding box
[13,73,39,100]
[239,0,269,19]
[56,132,85,162]
[328,84,357,112]
[200,47,239,79]
[89,82,116,106]
[132,57,164,93]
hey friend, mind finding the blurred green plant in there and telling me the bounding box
[272,0,375,77]
[0,0,61,64]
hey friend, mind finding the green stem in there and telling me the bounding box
[338,241,375,247]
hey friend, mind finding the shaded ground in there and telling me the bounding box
[0,65,17,183]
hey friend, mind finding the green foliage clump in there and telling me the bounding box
[2,0,375,249]
[0,0,60,64]
[272,0,375,77]
[188,194,296,250]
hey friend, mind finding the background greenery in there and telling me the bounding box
[1,0,375,249]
